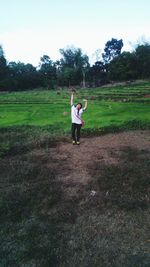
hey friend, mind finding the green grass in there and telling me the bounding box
[0,84,150,132]
[0,83,150,103]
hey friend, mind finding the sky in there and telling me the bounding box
[0,0,150,67]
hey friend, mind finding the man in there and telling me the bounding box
[70,92,88,145]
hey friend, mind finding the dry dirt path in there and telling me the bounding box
[51,130,150,197]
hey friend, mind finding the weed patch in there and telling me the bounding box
[87,147,150,211]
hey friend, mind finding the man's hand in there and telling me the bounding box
[71,87,76,94]
[83,99,88,109]
[70,92,74,106]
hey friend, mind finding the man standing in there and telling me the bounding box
[70,92,88,145]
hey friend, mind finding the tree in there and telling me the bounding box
[39,55,57,88]
[0,45,4,57]
[0,45,8,79]
[102,38,123,64]
[88,61,106,86]
[0,45,10,90]
[109,52,138,81]
[80,55,90,88]
[135,44,150,78]
[7,61,40,90]
[59,47,89,87]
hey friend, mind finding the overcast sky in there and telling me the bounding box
[1,0,150,66]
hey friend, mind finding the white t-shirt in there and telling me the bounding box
[71,105,85,124]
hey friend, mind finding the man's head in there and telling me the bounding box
[76,103,82,110]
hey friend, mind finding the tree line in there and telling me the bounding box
[0,38,150,91]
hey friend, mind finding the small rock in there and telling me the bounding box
[106,191,109,196]
[90,190,96,196]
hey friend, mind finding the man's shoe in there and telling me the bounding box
[76,141,80,145]
[72,141,76,145]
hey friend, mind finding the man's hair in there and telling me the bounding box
[76,103,82,109]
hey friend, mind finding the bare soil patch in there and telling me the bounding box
[55,130,150,193]
[144,94,150,98]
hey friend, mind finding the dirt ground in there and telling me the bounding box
[1,130,150,266]
[50,130,150,195]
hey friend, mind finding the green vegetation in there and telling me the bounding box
[0,83,150,131]
[1,41,150,91]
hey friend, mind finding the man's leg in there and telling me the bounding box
[76,124,82,143]
[72,123,76,143]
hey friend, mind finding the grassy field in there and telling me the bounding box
[0,83,150,267]
[0,83,150,131]
[0,83,150,157]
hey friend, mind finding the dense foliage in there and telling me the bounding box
[0,38,150,91]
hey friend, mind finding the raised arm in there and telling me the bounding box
[70,92,74,106]
[83,99,88,110]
